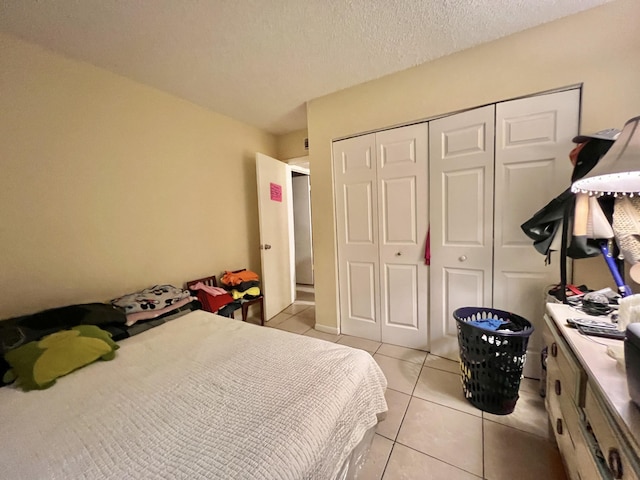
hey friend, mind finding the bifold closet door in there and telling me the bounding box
[333,134,380,340]
[429,105,496,360]
[494,89,579,378]
[376,124,428,350]
[429,90,579,375]
[333,124,429,348]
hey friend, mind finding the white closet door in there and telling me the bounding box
[494,89,579,378]
[376,124,429,350]
[429,105,495,359]
[333,134,381,341]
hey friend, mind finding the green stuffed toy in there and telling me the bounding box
[4,325,119,391]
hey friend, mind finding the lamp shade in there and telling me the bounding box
[572,115,640,197]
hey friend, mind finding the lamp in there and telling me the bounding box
[571,115,640,296]
[572,115,640,197]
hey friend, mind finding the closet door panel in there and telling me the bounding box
[344,182,375,243]
[500,159,557,245]
[442,268,486,335]
[377,123,429,350]
[497,271,548,318]
[333,134,381,340]
[383,264,418,329]
[495,89,579,378]
[381,176,418,243]
[346,261,377,322]
[429,105,495,360]
[444,168,487,244]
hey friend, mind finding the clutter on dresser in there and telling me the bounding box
[617,293,640,332]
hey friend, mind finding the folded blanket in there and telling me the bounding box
[111,285,190,314]
[125,297,196,326]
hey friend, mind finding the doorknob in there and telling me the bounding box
[264,244,272,250]
[459,255,467,262]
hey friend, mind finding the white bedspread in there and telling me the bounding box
[0,310,387,479]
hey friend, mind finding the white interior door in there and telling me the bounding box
[333,134,381,341]
[256,153,295,320]
[494,89,579,378]
[377,124,429,350]
[429,105,495,360]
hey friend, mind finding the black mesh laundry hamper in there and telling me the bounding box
[454,307,534,415]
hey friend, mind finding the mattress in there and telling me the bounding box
[0,310,387,479]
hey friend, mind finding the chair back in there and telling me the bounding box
[186,275,218,290]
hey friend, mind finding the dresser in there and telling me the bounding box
[544,303,640,479]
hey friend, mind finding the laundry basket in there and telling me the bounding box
[454,307,534,415]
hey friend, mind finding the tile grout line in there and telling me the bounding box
[481,414,556,442]
[285,322,492,477]
[377,438,395,480]
[392,441,484,479]
[291,322,552,477]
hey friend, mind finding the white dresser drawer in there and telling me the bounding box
[544,304,640,480]
[544,314,586,405]
[584,383,640,480]
[546,357,581,479]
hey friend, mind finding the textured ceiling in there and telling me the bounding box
[0,0,612,134]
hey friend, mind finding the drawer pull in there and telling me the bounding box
[608,448,623,479]
[551,342,558,357]
[556,418,563,435]
[555,379,562,396]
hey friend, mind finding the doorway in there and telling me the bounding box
[289,157,315,305]
[256,153,315,320]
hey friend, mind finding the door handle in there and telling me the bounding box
[264,244,272,250]
[459,255,467,262]
[395,252,402,256]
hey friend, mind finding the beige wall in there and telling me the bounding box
[0,33,277,318]
[277,128,308,161]
[307,0,640,330]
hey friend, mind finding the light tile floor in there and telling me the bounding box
[256,304,568,480]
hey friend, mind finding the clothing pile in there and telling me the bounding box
[189,270,262,318]
[220,270,261,301]
[188,282,236,316]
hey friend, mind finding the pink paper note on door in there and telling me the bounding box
[270,182,282,202]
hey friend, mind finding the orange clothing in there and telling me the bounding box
[221,270,259,286]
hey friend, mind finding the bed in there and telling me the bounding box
[0,309,388,479]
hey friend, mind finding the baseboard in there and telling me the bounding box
[314,323,340,335]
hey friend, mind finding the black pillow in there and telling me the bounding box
[1,303,126,354]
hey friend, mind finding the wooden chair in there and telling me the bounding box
[186,275,218,291]
[186,274,265,326]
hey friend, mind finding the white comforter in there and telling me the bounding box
[0,310,387,479]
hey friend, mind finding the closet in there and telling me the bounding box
[333,88,580,368]
[429,89,579,377]
[332,124,429,350]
